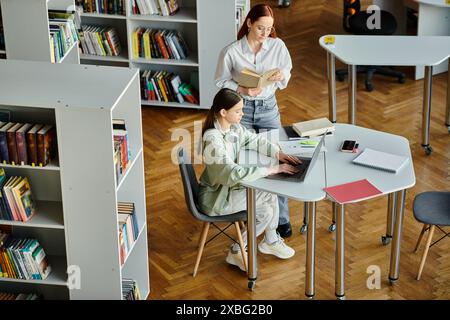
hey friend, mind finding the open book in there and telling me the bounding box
[292,117,335,137]
[238,68,280,88]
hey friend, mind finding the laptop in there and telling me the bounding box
[266,133,326,182]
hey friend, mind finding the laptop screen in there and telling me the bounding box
[303,132,326,180]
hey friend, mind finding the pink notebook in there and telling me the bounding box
[324,179,382,204]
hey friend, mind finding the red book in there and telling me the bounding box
[324,179,382,204]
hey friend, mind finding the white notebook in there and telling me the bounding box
[352,148,409,174]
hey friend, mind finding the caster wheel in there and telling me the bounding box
[381,236,391,246]
[328,223,336,233]
[336,74,345,82]
[398,76,405,84]
[300,224,308,234]
[365,81,374,92]
[423,145,432,155]
[248,280,256,291]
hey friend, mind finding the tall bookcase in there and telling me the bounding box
[78,0,250,109]
[0,59,149,300]
[0,0,80,64]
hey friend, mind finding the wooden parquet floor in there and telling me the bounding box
[144,0,450,299]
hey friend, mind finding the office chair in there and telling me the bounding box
[177,148,248,277]
[413,191,450,280]
[336,0,405,92]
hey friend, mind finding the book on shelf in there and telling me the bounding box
[0,292,40,300]
[118,202,138,266]
[16,123,33,166]
[6,123,23,166]
[132,28,188,60]
[292,117,335,137]
[36,124,57,167]
[0,231,51,280]
[0,171,36,222]
[122,278,141,300]
[352,148,409,174]
[238,68,280,89]
[76,0,125,15]
[26,124,44,167]
[324,179,383,204]
[113,119,130,182]
[131,0,179,16]
[79,25,122,57]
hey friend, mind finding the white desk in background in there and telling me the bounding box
[374,0,450,79]
[324,124,415,299]
[240,124,415,299]
[319,35,450,155]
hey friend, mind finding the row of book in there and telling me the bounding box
[131,0,179,16]
[122,278,141,300]
[113,119,130,183]
[0,231,51,280]
[0,122,57,167]
[0,292,40,300]
[132,28,189,60]
[79,25,122,56]
[118,202,139,265]
[140,70,199,104]
[48,12,79,63]
[0,170,36,222]
[75,0,125,15]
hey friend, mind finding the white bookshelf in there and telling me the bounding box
[78,0,250,109]
[0,0,80,64]
[0,59,149,300]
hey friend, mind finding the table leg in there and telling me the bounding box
[246,187,257,290]
[335,203,345,299]
[348,65,357,124]
[446,60,450,133]
[389,189,406,284]
[305,201,316,298]
[300,202,308,234]
[422,65,433,155]
[327,52,337,123]
[382,193,397,246]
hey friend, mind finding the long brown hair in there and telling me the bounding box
[237,4,277,40]
[202,88,242,136]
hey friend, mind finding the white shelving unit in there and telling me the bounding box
[0,0,80,64]
[78,0,250,109]
[0,59,149,300]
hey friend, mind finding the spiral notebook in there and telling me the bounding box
[352,148,409,174]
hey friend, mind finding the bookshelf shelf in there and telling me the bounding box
[116,147,143,192]
[0,0,80,64]
[0,159,60,171]
[129,7,197,23]
[81,50,129,63]
[121,223,146,269]
[0,201,64,229]
[131,54,199,67]
[75,0,250,109]
[0,255,67,286]
[80,12,127,20]
[0,59,149,299]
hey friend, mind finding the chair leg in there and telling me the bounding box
[239,220,246,231]
[234,221,248,272]
[417,225,435,280]
[193,222,210,277]
[414,224,429,253]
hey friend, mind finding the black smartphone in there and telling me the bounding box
[341,140,357,152]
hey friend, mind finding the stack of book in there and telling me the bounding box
[0,169,37,222]
[48,12,79,63]
[140,70,199,104]
[0,122,57,167]
[118,202,139,265]
[75,0,125,15]
[132,28,189,60]
[0,292,40,300]
[122,278,141,300]
[131,0,179,16]
[0,231,51,280]
[290,117,335,138]
[113,119,130,183]
[79,26,121,56]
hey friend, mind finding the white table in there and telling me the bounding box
[324,124,416,299]
[319,35,450,155]
[240,141,327,297]
[375,0,450,78]
[240,124,415,299]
